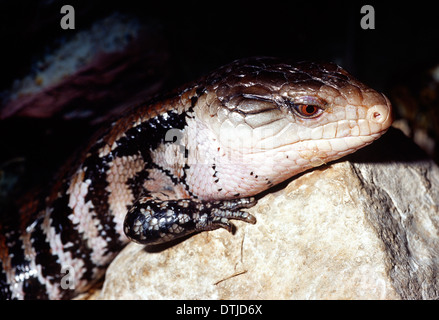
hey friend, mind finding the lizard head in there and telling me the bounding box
[189,57,393,199]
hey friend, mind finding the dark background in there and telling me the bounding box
[0,0,438,199]
[1,0,437,92]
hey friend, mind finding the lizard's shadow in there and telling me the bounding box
[143,227,238,253]
[345,126,431,164]
[143,235,193,253]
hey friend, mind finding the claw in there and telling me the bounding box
[208,217,233,233]
[213,197,257,211]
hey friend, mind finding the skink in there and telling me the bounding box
[0,57,392,299]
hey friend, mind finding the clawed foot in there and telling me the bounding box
[124,197,257,245]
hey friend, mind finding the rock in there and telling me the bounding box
[97,128,439,299]
[349,128,439,299]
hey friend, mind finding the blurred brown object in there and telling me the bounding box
[0,13,170,125]
[390,63,439,163]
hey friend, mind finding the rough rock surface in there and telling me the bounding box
[96,128,439,299]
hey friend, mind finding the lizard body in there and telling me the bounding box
[0,57,392,299]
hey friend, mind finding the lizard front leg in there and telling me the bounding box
[123,196,257,245]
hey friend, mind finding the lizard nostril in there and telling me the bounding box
[367,104,390,125]
[373,111,382,122]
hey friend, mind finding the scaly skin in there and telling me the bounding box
[0,57,392,299]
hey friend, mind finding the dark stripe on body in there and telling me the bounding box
[22,276,49,300]
[82,141,123,257]
[0,204,34,299]
[48,189,97,295]
[25,216,58,299]
[0,261,12,299]
[127,168,151,204]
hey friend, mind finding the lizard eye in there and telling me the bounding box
[294,104,322,118]
[287,96,326,119]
